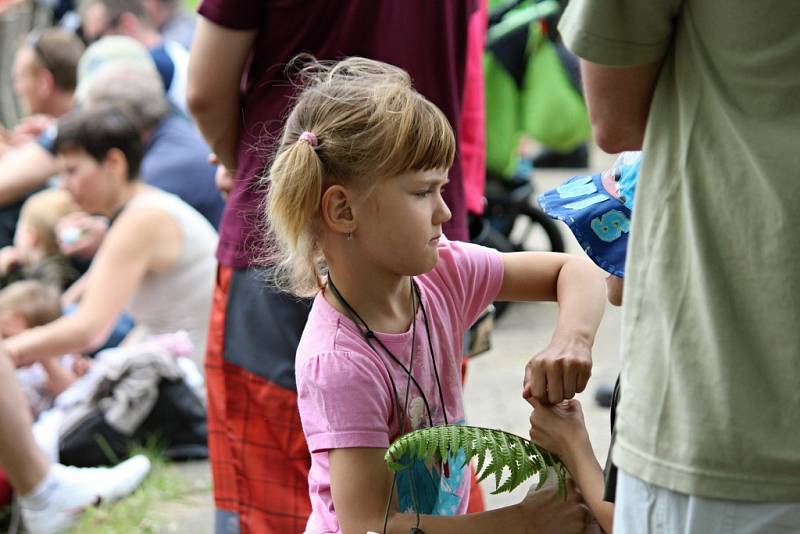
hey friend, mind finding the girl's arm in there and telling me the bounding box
[328,447,589,534]
[529,399,613,533]
[4,207,180,366]
[497,252,606,404]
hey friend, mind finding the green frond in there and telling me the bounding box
[384,425,566,499]
[449,426,464,465]
[461,427,476,465]
[535,463,549,491]
[488,435,505,488]
[474,428,488,476]
[555,463,568,501]
[438,426,451,465]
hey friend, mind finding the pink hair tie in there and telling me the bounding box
[298,131,318,148]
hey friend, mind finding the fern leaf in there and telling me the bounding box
[474,428,488,476]
[535,463,549,491]
[461,427,476,465]
[491,432,507,488]
[506,435,525,490]
[385,425,566,500]
[413,430,427,462]
[426,426,440,463]
[526,441,544,471]
[450,426,464,466]
[555,463,568,501]
[477,458,498,483]
[437,425,451,465]
[489,434,505,488]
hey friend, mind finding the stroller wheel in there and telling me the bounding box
[509,203,566,253]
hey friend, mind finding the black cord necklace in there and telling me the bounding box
[327,277,449,428]
[326,276,449,534]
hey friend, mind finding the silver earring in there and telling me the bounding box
[345,232,353,241]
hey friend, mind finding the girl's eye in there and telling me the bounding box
[415,190,433,198]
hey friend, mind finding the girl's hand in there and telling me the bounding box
[519,476,590,534]
[523,338,592,404]
[529,398,590,460]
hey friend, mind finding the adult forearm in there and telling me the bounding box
[6,312,108,367]
[190,102,241,171]
[187,19,256,171]
[580,59,662,154]
[0,143,56,205]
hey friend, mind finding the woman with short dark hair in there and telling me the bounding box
[2,103,217,369]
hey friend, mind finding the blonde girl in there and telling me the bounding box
[267,57,607,534]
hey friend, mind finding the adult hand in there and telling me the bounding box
[523,338,592,404]
[208,153,233,198]
[519,476,589,534]
[529,399,590,461]
[56,212,110,260]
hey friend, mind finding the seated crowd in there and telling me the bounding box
[0,2,220,532]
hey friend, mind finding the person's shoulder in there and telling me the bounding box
[114,195,176,236]
[298,294,368,358]
[129,189,215,232]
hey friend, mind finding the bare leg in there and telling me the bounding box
[0,352,49,494]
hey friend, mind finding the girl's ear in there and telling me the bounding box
[320,184,356,236]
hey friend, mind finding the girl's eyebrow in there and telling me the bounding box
[414,175,450,186]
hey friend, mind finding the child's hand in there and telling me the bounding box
[528,398,590,461]
[523,339,592,404]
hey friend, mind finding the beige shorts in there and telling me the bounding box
[614,469,800,534]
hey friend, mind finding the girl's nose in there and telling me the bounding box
[434,194,452,225]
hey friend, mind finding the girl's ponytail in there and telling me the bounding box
[266,130,326,297]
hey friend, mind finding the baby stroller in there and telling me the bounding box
[471,0,584,319]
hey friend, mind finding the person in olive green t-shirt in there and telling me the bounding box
[558,0,800,531]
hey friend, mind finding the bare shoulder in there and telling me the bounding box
[105,198,182,269]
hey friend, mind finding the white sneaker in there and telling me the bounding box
[21,455,151,534]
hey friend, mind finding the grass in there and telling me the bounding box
[66,448,202,534]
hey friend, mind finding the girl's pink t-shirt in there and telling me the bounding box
[296,238,504,533]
